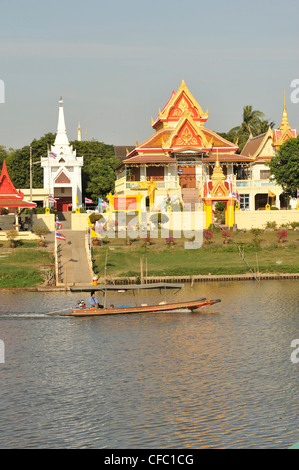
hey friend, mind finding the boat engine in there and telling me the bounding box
[78,300,86,309]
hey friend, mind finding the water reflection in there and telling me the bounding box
[0,280,298,449]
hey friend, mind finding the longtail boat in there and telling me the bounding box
[61,297,221,317]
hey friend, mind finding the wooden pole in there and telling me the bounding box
[104,249,108,284]
[55,234,59,286]
[145,258,148,284]
[140,257,144,284]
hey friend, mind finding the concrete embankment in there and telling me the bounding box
[1,272,297,292]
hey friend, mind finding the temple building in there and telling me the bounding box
[115,80,252,213]
[241,93,297,210]
[114,82,298,220]
[41,98,83,212]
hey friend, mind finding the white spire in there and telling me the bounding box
[54,96,70,146]
[77,122,82,141]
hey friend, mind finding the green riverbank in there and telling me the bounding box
[1,230,299,288]
[92,230,299,279]
[0,244,54,288]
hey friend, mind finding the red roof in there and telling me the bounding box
[0,160,36,208]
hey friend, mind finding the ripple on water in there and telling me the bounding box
[0,280,298,449]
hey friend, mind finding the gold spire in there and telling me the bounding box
[280,90,291,132]
[212,150,225,181]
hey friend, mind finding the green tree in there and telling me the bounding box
[255,118,275,135]
[4,134,118,200]
[6,133,55,188]
[0,145,8,168]
[228,105,271,153]
[269,136,299,197]
[71,139,119,199]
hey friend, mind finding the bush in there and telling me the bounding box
[89,213,104,225]
[6,229,18,241]
[34,225,49,239]
[203,230,213,243]
[276,229,288,241]
[150,212,169,226]
[221,229,233,241]
[0,208,9,215]
[265,221,278,230]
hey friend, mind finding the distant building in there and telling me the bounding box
[114,81,298,225]
[41,98,83,212]
[242,93,297,210]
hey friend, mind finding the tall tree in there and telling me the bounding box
[71,139,119,199]
[228,105,271,153]
[6,133,55,188]
[4,134,119,200]
[255,118,275,135]
[269,136,299,197]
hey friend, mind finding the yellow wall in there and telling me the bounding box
[34,214,56,231]
[71,213,90,231]
[235,210,299,229]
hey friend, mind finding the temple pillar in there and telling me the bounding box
[203,200,213,229]
[226,200,235,227]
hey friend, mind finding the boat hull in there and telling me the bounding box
[62,299,221,317]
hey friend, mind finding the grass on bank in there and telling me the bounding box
[0,248,54,287]
[92,230,299,278]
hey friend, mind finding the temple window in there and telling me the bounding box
[127,166,140,181]
[146,166,164,181]
[240,194,250,210]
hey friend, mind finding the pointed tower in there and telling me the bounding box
[54,97,70,147]
[273,92,297,152]
[40,97,84,211]
[279,91,291,132]
[77,122,82,141]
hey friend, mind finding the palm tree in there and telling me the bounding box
[229,106,270,153]
[255,118,275,135]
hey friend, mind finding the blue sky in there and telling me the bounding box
[0,0,299,149]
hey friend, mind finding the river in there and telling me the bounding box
[0,280,298,449]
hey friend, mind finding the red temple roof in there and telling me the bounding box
[0,160,36,208]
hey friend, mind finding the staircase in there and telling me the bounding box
[181,188,200,211]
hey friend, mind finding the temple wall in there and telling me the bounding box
[235,210,299,230]
[71,211,207,235]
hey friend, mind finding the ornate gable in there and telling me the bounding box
[168,92,201,120]
[154,80,209,129]
[164,114,212,150]
[210,156,230,198]
[55,171,71,184]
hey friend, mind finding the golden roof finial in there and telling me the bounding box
[212,150,225,181]
[151,116,154,126]
[280,90,291,132]
[136,139,139,147]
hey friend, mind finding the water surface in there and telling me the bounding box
[0,280,298,449]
